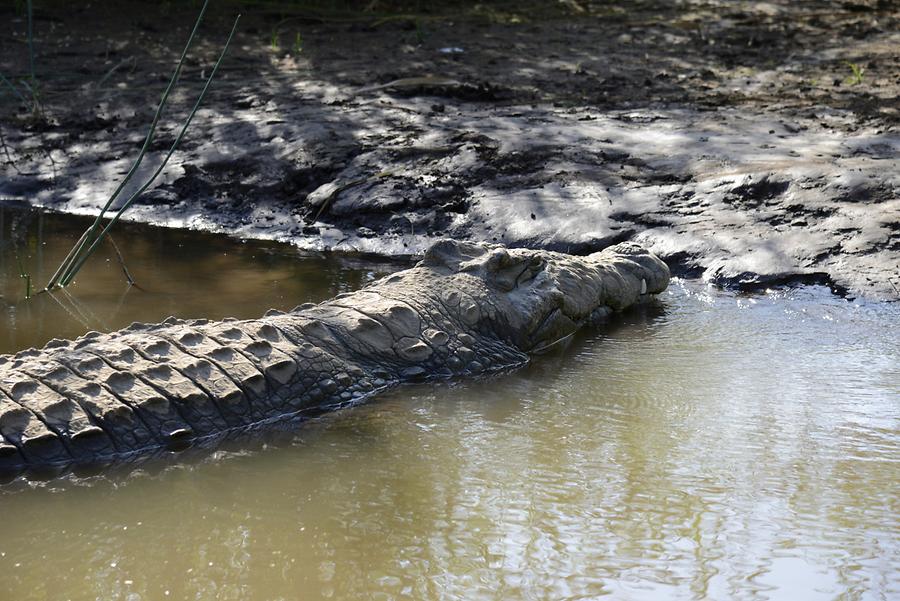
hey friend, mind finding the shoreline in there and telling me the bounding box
[2,1,897,300]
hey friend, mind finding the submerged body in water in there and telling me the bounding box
[1,210,897,600]
[0,240,669,477]
[2,279,897,601]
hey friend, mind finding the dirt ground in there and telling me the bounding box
[1,0,898,299]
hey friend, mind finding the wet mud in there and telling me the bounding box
[1,0,897,298]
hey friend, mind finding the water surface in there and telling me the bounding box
[0,207,897,600]
[0,206,402,354]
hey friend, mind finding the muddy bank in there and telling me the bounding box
[1,1,898,299]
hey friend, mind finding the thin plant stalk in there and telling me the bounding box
[16,254,31,299]
[107,234,138,287]
[18,77,41,117]
[45,0,211,290]
[58,14,241,287]
[44,228,89,289]
[0,73,28,105]
[0,123,22,173]
[27,0,34,81]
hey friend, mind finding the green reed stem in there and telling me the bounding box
[58,14,241,287]
[0,73,28,105]
[26,0,34,81]
[45,0,211,290]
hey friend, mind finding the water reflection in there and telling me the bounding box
[0,208,897,600]
[0,205,403,353]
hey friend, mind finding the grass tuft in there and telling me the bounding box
[844,61,865,86]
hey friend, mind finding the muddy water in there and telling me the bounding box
[0,208,898,601]
[0,207,402,354]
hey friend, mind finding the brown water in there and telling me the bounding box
[0,207,402,354]
[0,207,898,601]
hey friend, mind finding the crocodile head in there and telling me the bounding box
[421,240,670,352]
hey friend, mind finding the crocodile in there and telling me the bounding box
[0,240,669,477]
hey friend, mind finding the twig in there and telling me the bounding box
[38,142,57,181]
[95,55,136,91]
[107,233,138,287]
[354,76,461,95]
[111,282,134,321]
[530,331,575,354]
[0,124,22,174]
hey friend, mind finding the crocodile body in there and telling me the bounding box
[0,240,669,476]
